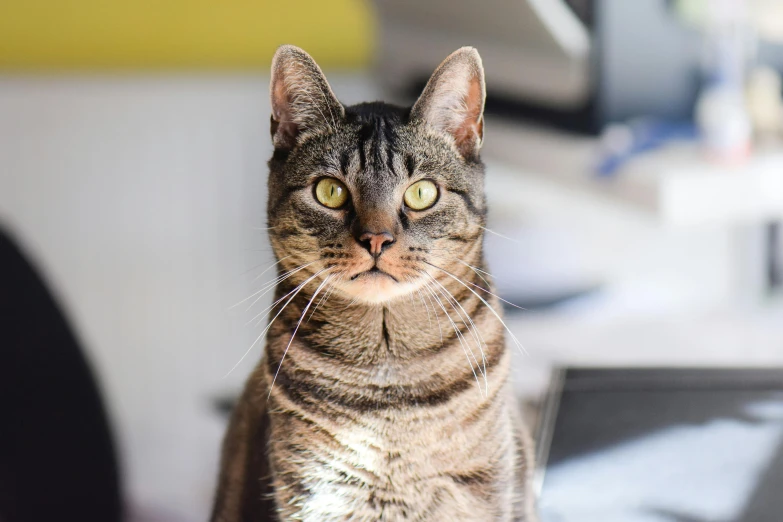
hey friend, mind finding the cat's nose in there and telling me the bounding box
[358,231,395,258]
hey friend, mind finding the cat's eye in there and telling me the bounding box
[404,180,438,210]
[315,177,349,209]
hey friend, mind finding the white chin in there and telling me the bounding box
[339,273,421,304]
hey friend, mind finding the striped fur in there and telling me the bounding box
[211,46,538,521]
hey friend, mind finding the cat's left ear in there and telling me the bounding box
[269,45,344,151]
[410,47,486,160]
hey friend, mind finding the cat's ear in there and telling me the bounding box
[269,45,344,151]
[410,47,486,159]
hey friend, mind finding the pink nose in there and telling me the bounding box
[359,231,394,257]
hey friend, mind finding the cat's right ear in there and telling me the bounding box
[269,45,344,151]
[410,47,486,160]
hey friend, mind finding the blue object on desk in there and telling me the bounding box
[595,119,698,177]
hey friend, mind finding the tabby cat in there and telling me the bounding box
[211,45,537,522]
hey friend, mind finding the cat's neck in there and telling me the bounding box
[272,260,498,365]
[261,258,509,412]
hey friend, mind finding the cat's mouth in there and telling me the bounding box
[339,262,424,303]
[350,266,399,282]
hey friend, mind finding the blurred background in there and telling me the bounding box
[2,0,783,521]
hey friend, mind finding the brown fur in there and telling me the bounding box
[211,45,538,521]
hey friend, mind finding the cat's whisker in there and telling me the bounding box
[229,260,315,310]
[454,258,493,289]
[462,262,494,279]
[406,286,416,308]
[451,258,519,299]
[242,261,318,312]
[425,262,527,356]
[231,278,281,313]
[426,275,489,394]
[427,273,487,352]
[468,283,526,311]
[307,271,345,323]
[268,273,334,398]
[224,268,330,378]
[420,287,444,346]
[246,254,293,282]
[246,279,306,327]
[423,282,483,397]
[426,276,484,368]
[247,263,331,327]
[414,287,433,330]
[343,294,359,309]
[240,258,282,278]
[322,272,343,304]
[244,275,299,316]
[430,255,526,311]
[478,225,520,244]
[307,280,334,322]
[427,274,489,393]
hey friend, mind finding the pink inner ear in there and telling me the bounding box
[271,78,299,149]
[452,77,484,157]
[272,78,294,126]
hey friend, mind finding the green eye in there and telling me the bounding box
[315,178,349,208]
[404,180,438,210]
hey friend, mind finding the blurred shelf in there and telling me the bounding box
[483,118,783,227]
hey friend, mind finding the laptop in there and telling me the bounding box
[536,368,783,522]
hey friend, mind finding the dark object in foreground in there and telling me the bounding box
[0,228,123,522]
[537,368,783,522]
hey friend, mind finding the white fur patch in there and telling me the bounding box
[298,428,383,521]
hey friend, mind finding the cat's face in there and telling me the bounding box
[266,46,486,304]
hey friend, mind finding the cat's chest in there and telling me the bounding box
[296,423,430,520]
[276,392,510,520]
[305,413,461,486]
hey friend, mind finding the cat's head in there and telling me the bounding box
[267,45,487,304]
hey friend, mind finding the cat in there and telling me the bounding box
[211,45,538,522]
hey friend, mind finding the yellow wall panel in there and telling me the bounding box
[0,0,374,70]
